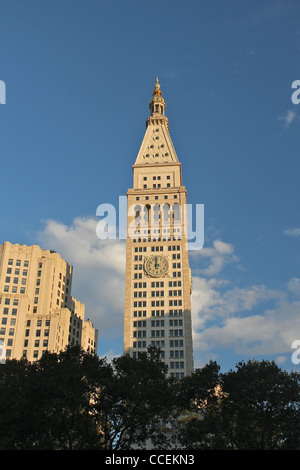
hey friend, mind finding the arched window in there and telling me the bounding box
[134,205,141,221]
[162,203,170,223]
[144,204,151,223]
[152,204,160,223]
[172,203,181,223]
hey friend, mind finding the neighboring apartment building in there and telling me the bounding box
[0,241,98,361]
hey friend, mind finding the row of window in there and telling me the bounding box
[133,329,184,339]
[0,298,19,305]
[142,183,172,189]
[134,319,183,328]
[133,237,182,243]
[2,308,17,316]
[133,281,182,288]
[143,176,171,181]
[7,268,28,276]
[4,277,27,285]
[133,308,183,317]
[2,286,25,294]
[8,259,29,267]
[25,328,49,337]
[135,194,178,201]
[133,299,183,308]
[24,339,48,348]
[134,339,184,349]
[0,327,15,336]
[22,347,48,358]
[133,271,182,280]
[134,245,181,252]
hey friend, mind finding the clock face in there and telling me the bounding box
[144,255,169,277]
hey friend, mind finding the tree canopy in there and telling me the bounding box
[0,347,299,450]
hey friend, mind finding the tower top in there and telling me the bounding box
[135,78,178,165]
[153,76,162,96]
[147,77,169,129]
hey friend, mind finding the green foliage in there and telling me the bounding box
[0,350,299,450]
[0,346,175,450]
[178,359,300,450]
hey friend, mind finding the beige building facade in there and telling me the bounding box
[0,241,98,361]
[124,79,194,377]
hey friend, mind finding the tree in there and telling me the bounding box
[220,359,300,449]
[0,346,177,450]
[96,346,177,449]
[0,357,37,449]
[0,346,105,449]
[176,360,226,449]
[178,359,300,450]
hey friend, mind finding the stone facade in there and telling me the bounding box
[0,241,98,361]
[124,79,194,377]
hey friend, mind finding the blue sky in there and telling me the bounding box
[1,0,300,371]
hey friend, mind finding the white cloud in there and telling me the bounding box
[37,217,126,339]
[190,239,238,276]
[190,236,300,364]
[191,272,300,362]
[278,109,296,127]
[283,227,300,238]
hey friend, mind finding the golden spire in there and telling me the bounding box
[147,76,169,129]
[153,76,162,96]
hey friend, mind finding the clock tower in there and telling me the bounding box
[123,78,193,377]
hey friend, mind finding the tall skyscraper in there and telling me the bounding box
[124,78,193,377]
[0,242,98,361]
